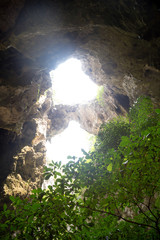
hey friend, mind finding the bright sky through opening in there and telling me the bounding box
[46,58,96,166]
[50,58,98,105]
[46,121,94,164]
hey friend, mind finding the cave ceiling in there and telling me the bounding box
[0,0,160,199]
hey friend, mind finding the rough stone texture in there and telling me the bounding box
[0,47,52,201]
[0,0,160,200]
[47,89,129,136]
[0,0,25,33]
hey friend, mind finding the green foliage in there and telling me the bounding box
[0,97,160,239]
[129,96,158,134]
[95,117,130,152]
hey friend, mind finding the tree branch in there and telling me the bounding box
[135,202,156,223]
[78,204,157,230]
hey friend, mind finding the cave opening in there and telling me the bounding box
[45,58,97,167]
[43,121,95,189]
[46,121,94,164]
[50,58,98,105]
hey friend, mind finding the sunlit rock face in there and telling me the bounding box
[0,47,52,202]
[0,0,160,200]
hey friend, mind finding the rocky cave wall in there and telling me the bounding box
[0,0,160,202]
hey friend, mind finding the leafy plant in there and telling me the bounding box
[95,117,130,153]
[129,96,158,133]
[0,97,160,239]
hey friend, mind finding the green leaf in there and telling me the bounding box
[3,203,7,211]
[67,155,74,159]
[44,174,52,180]
[107,163,113,172]
[155,109,160,114]
[9,196,16,203]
